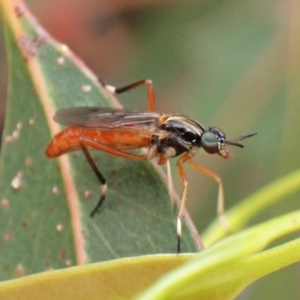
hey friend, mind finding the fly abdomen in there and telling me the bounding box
[45,127,83,158]
[45,127,152,158]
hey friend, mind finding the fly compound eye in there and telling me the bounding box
[209,127,226,139]
[201,131,219,154]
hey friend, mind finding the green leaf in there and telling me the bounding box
[135,210,300,300]
[0,254,192,300]
[0,207,299,299]
[0,0,198,280]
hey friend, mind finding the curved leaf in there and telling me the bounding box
[0,0,199,281]
[0,254,192,300]
[135,210,300,300]
[0,209,299,299]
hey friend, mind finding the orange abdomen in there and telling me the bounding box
[45,126,152,158]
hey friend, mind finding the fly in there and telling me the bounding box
[45,79,256,253]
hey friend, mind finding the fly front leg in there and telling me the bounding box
[99,79,156,112]
[176,153,231,252]
[176,153,192,253]
[166,160,176,213]
[188,161,230,232]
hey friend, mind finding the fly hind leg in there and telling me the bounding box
[79,141,107,217]
[79,137,148,217]
[99,78,156,112]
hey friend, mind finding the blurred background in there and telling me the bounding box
[1,0,300,298]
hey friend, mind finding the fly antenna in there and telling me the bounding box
[225,132,257,148]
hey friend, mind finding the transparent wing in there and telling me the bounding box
[53,107,163,132]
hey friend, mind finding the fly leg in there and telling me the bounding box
[99,79,156,112]
[166,160,176,213]
[79,137,148,217]
[79,141,107,217]
[176,153,230,253]
[176,153,192,253]
[188,161,230,232]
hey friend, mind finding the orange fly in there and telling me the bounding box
[45,79,256,252]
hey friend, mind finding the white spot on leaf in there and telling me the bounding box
[14,264,26,278]
[11,172,23,190]
[29,118,35,125]
[12,130,19,140]
[57,56,65,65]
[84,190,92,199]
[61,44,70,53]
[16,122,22,130]
[52,186,59,195]
[65,260,72,267]
[82,85,92,93]
[56,224,63,232]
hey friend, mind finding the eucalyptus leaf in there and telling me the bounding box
[0,0,199,281]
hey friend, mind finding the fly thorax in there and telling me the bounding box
[156,116,204,157]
